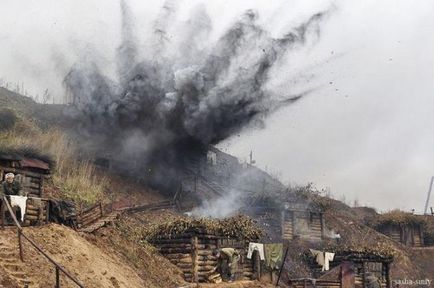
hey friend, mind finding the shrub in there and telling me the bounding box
[0,109,18,131]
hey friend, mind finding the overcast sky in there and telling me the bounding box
[1,0,434,213]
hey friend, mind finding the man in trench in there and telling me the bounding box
[1,173,22,196]
[212,248,240,282]
[1,173,23,225]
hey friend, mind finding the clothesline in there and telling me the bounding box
[5,195,44,200]
[3,195,45,222]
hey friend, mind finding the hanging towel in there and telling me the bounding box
[247,243,265,260]
[324,252,335,271]
[9,195,28,222]
[264,243,283,269]
[310,249,334,271]
[310,249,325,268]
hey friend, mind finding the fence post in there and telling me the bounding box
[56,266,60,288]
[18,230,24,262]
[1,200,4,229]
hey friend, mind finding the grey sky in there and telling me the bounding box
[1,0,434,212]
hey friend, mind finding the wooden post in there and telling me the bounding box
[276,246,289,287]
[1,199,4,229]
[362,262,367,288]
[18,230,24,262]
[253,250,261,280]
[385,263,391,288]
[99,202,104,217]
[55,266,60,288]
[320,213,325,240]
[191,236,198,283]
[46,201,50,224]
[37,206,43,226]
[341,261,355,288]
[39,176,44,198]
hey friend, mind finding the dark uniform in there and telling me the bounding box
[217,248,239,282]
[1,179,23,225]
[1,180,22,197]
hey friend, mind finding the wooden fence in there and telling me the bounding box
[76,202,104,229]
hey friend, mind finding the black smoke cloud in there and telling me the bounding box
[64,1,329,190]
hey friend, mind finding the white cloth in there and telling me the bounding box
[310,249,334,271]
[247,242,265,260]
[310,249,324,266]
[324,252,335,271]
[9,195,27,222]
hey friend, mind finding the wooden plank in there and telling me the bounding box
[191,236,198,283]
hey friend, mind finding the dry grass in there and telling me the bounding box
[143,214,262,241]
[0,119,106,205]
[369,210,426,229]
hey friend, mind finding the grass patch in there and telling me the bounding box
[369,210,426,229]
[0,117,106,206]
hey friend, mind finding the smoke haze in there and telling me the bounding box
[63,0,329,188]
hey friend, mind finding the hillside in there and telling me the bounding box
[0,87,65,129]
[0,87,433,287]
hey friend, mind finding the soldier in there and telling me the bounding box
[212,248,240,282]
[365,272,382,288]
[1,173,22,197]
[1,173,23,225]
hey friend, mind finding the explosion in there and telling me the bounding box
[64,0,329,190]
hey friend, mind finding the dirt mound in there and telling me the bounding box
[19,224,147,287]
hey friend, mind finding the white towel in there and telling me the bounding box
[310,249,324,267]
[310,249,334,271]
[9,195,28,222]
[247,242,265,260]
[324,252,335,271]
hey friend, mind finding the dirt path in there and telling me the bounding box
[177,281,275,288]
[0,230,33,287]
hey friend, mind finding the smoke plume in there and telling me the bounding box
[63,1,329,190]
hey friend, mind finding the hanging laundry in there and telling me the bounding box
[264,243,283,269]
[309,249,334,271]
[247,242,265,260]
[9,195,28,222]
[310,249,325,267]
[324,252,335,271]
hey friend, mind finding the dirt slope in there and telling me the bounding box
[16,224,146,287]
[0,224,185,288]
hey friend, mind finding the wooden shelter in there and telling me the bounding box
[145,216,261,283]
[303,250,393,288]
[281,202,324,241]
[371,211,425,247]
[244,196,325,242]
[378,224,424,247]
[152,231,255,283]
[0,149,51,198]
[0,148,52,226]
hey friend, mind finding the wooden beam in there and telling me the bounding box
[341,261,355,288]
[191,236,199,283]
